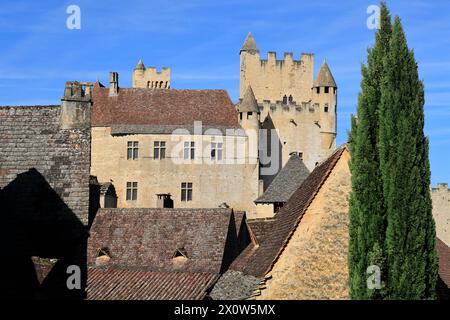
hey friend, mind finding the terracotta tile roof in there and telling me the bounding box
[91,86,240,128]
[87,208,240,274]
[230,146,347,277]
[87,268,218,300]
[437,238,450,288]
[255,153,310,203]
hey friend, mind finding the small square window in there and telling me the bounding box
[126,182,138,200]
[181,182,193,202]
[127,141,139,160]
[211,142,223,161]
[154,141,166,160]
[184,141,195,160]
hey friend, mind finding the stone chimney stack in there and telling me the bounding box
[61,81,92,130]
[109,72,119,96]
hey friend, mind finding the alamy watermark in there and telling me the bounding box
[367,265,381,290]
[168,121,280,176]
[66,265,81,290]
[66,5,81,30]
[367,5,380,30]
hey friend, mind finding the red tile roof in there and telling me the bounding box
[91,86,240,127]
[230,146,347,277]
[437,238,450,288]
[87,268,217,300]
[88,208,240,274]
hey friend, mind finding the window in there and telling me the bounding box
[316,87,320,94]
[324,103,329,113]
[288,95,293,103]
[126,182,138,200]
[325,87,329,94]
[184,141,195,160]
[181,182,193,202]
[154,141,166,159]
[127,141,139,160]
[282,95,287,104]
[211,142,223,161]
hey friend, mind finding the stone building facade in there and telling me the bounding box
[239,33,337,174]
[90,74,260,214]
[210,146,351,299]
[432,183,450,247]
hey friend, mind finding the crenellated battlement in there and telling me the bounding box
[259,52,312,69]
[132,60,171,89]
[259,99,319,115]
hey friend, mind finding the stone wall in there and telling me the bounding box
[90,127,259,215]
[0,105,91,225]
[432,183,450,246]
[257,151,351,299]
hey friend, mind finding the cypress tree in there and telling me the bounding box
[379,17,438,299]
[348,3,391,299]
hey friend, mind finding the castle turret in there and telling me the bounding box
[132,59,171,89]
[313,60,337,157]
[132,59,145,86]
[240,33,261,99]
[238,85,260,165]
[238,85,260,132]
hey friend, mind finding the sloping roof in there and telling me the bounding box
[87,208,238,274]
[87,268,217,300]
[209,270,262,300]
[99,182,116,196]
[91,86,240,128]
[241,32,259,53]
[230,146,347,277]
[238,86,259,113]
[314,61,337,88]
[255,154,310,203]
[437,238,450,288]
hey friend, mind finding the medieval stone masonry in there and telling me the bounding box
[1,32,448,300]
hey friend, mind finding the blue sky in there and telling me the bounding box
[0,0,449,185]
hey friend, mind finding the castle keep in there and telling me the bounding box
[239,33,337,173]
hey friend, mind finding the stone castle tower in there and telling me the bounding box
[238,32,337,176]
[132,59,171,89]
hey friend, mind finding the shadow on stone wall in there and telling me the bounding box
[0,168,88,300]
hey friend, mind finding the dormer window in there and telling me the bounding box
[173,247,188,266]
[288,95,293,103]
[95,247,111,266]
[282,95,287,104]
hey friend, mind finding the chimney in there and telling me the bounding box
[437,183,449,191]
[61,81,92,130]
[109,72,119,96]
[156,194,173,208]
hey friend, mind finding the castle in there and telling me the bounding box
[89,32,338,219]
[1,33,449,301]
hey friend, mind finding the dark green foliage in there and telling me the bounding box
[379,17,438,299]
[348,3,437,299]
